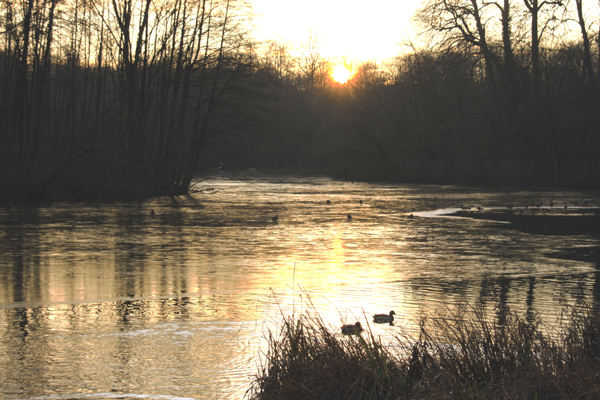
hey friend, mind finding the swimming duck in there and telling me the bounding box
[373,310,395,323]
[347,214,352,220]
[271,215,279,222]
[341,322,363,335]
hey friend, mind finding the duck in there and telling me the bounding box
[271,215,279,222]
[347,214,352,220]
[373,310,395,324]
[341,322,363,335]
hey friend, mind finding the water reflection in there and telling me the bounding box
[1,176,599,399]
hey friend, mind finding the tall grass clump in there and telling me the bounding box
[248,300,600,399]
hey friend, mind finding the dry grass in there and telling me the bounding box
[248,300,600,399]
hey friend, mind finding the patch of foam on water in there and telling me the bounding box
[412,206,509,219]
[173,330,194,336]
[412,208,464,218]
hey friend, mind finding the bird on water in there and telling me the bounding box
[271,215,279,222]
[341,322,363,335]
[373,311,396,324]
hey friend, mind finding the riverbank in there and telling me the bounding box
[452,206,600,264]
[452,206,600,234]
[450,207,600,264]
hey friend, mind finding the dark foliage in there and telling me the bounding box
[248,301,600,399]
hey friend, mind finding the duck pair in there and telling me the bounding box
[341,311,396,334]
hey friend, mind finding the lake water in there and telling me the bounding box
[1,174,599,400]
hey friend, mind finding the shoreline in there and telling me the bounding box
[452,207,600,235]
[464,207,600,263]
[413,206,600,264]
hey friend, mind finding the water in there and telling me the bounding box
[1,174,599,399]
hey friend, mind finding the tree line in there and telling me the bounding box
[1,0,258,202]
[244,0,599,185]
[1,0,599,203]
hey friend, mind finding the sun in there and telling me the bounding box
[331,64,352,84]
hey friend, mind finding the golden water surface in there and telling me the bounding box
[1,175,599,399]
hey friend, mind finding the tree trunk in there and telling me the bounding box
[11,0,35,167]
[574,0,595,84]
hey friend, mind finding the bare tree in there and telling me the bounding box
[572,0,595,84]
[262,39,293,81]
[297,32,328,90]
[521,0,564,114]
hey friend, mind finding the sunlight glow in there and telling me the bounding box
[331,65,352,83]
[250,0,422,61]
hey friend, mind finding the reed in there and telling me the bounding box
[248,300,600,399]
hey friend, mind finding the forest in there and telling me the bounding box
[1,0,599,203]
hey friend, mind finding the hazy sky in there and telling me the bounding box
[250,0,424,61]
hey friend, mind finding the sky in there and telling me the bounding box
[249,0,424,61]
